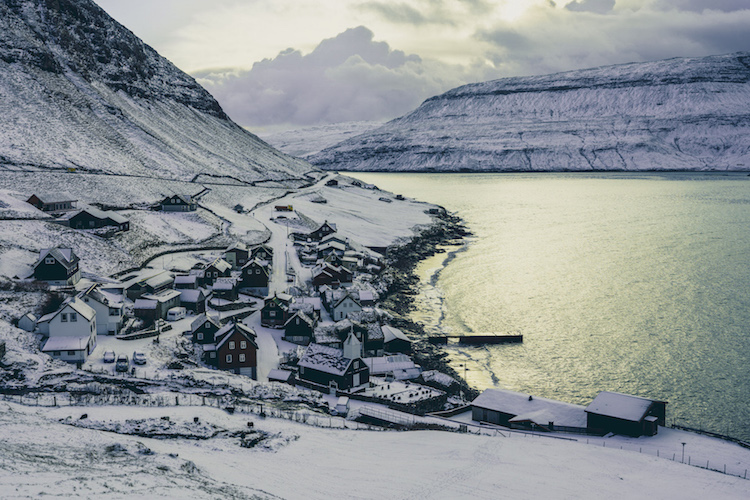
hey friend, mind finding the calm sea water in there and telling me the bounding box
[350,172,750,440]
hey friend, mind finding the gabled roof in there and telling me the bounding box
[174,275,198,285]
[264,292,293,307]
[298,343,352,376]
[284,310,315,329]
[224,242,249,253]
[333,292,361,309]
[241,258,270,273]
[79,284,122,309]
[35,248,79,271]
[585,391,666,422]
[363,355,419,376]
[162,194,195,204]
[320,233,347,245]
[38,297,96,325]
[213,278,237,291]
[250,244,274,256]
[382,325,411,344]
[318,240,347,252]
[190,313,220,333]
[215,323,258,350]
[61,207,127,224]
[134,298,157,310]
[28,193,76,204]
[180,288,206,303]
[206,258,232,273]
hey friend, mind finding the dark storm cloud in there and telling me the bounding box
[564,0,616,14]
[194,26,474,128]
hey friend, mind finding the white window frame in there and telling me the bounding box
[239,354,246,362]
[226,354,232,363]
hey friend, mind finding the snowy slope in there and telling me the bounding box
[0,0,310,182]
[259,121,383,158]
[309,53,750,172]
[2,401,750,499]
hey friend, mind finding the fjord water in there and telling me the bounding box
[351,172,750,439]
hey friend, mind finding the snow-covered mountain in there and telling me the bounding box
[309,53,750,172]
[0,0,310,181]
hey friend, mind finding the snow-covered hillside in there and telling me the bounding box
[309,53,750,172]
[258,121,383,158]
[0,0,310,182]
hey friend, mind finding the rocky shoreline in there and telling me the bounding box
[378,210,480,401]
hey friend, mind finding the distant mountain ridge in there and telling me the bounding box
[0,0,310,181]
[309,53,750,172]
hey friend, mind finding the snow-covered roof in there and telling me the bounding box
[180,289,205,303]
[212,278,236,291]
[472,388,588,428]
[585,391,665,422]
[42,335,90,352]
[363,355,420,376]
[35,247,79,271]
[30,192,76,204]
[174,275,197,285]
[142,289,181,302]
[284,310,315,328]
[144,272,173,290]
[298,343,352,376]
[134,298,157,310]
[206,258,231,273]
[215,323,257,350]
[190,313,220,333]
[358,290,374,303]
[382,325,410,344]
[268,369,294,382]
[60,207,127,223]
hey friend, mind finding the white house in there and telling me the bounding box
[38,298,97,365]
[331,292,362,321]
[78,284,123,335]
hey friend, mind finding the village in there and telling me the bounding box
[5,184,675,440]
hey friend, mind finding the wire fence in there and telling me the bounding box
[582,437,750,481]
[0,391,384,432]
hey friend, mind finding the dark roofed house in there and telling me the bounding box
[240,258,270,295]
[125,271,174,301]
[190,313,222,344]
[64,207,129,232]
[585,391,667,437]
[283,311,317,345]
[249,244,273,263]
[297,342,369,391]
[382,325,412,354]
[203,258,232,286]
[33,248,81,286]
[261,293,293,328]
[309,221,337,242]
[223,243,249,270]
[135,289,181,323]
[174,274,199,289]
[160,194,197,212]
[180,288,207,314]
[204,322,258,378]
[212,278,239,302]
[27,193,77,213]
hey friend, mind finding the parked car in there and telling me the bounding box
[115,354,129,372]
[132,351,147,365]
[103,351,116,363]
[167,307,186,321]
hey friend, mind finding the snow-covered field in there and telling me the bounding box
[2,400,749,499]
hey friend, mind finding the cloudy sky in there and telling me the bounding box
[96,0,750,132]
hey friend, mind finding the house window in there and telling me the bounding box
[299,366,305,374]
[210,352,216,358]
[239,354,246,362]
[53,351,60,356]
[109,308,119,316]
[70,313,77,322]
[226,354,232,363]
[67,350,76,355]
[197,332,204,341]
[353,360,359,369]
[205,322,210,328]
[255,269,260,274]
[61,313,68,322]
[229,341,235,350]
[240,341,246,349]
[269,311,276,317]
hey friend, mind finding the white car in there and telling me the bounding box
[103,351,116,363]
[132,351,147,365]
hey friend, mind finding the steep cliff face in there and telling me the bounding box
[0,0,311,181]
[308,53,750,172]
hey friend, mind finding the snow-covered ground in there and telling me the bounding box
[1,400,749,499]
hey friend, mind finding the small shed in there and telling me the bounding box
[18,313,37,332]
[382,325,412,354]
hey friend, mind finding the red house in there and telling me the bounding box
[211,323,258,378]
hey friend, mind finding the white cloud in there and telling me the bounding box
[195,26,496,130]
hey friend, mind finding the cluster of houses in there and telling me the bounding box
[24,191,210,236]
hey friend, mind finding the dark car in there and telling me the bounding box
[115,354,129,372]
[103,351,116,363]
